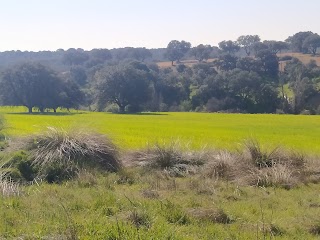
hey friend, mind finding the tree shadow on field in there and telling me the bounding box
[111,112,168,116]
[7,112,86,116]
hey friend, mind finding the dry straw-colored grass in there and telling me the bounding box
[0,172,21,197]
[26,127,122,172]
[123,138,320,188]
[187,208,232,224]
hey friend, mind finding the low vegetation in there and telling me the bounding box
[1,123,320,238]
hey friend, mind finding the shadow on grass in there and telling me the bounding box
[6,112,87,116]
[111,112,169,116]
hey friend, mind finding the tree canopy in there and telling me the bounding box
[0,63,82,113]
[95,63,151,113]
[166,40,191,65]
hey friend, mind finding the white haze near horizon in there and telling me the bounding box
[0,0,319,51]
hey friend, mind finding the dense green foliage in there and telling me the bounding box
[0,31,319,114]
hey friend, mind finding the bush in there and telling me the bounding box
[20,127,122,182]
[29,127,120,169]
[3,151,37,182]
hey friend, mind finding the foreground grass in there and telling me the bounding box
[1,106,320,153]
[1,121,320,239]
[1,171,320,239]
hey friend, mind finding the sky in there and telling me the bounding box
[0,0,319,51]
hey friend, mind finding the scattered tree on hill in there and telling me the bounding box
[252,42,269,56]
[302,33,320,55]
[191,44,212,62]
[263,40,288,54]
[166,40,191,66]
[218,40,240,54]
[237,35,261,56]
[286,31,314,53]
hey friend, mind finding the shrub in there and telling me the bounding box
[29,127,120,170]
[2,151,37,182]
[15,127,122,182]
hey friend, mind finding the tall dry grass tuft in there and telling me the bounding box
[26,127,121,173]
[203,151,235,180]
[242,138,282,168]
[247,164,297,189]
[230,138,313,188]
[0,172,21,197]
[133,141,206,177]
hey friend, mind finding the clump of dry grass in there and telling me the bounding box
[127,209,152,229]
[242,139,282,168]
[0,172,21,197]
[26,127,121,173]
[128,141,207,177]
[247,165,297,189]
[203,151,235,180]
[187,208,232,224]
[231,139,312,188]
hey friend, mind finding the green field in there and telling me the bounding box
[1,106,320,153]
[2,107,320,239]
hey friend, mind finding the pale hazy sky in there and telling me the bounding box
[0,0,319,51]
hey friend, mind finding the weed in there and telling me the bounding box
[127,209,152,229]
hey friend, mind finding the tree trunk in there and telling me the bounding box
[53,108,57,113]
[171,61,174,66]
[119,105,125,113]
[28,106,32,113]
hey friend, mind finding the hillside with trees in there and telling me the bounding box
[0,31,320,114]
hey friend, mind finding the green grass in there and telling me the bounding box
[1,171,320,239]
[1,106,320,153]
[1,106,320,239]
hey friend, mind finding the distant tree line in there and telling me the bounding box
[0,31,319,114]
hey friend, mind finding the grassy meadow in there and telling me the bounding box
[1,106,320,153]
[1,107,320,239]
